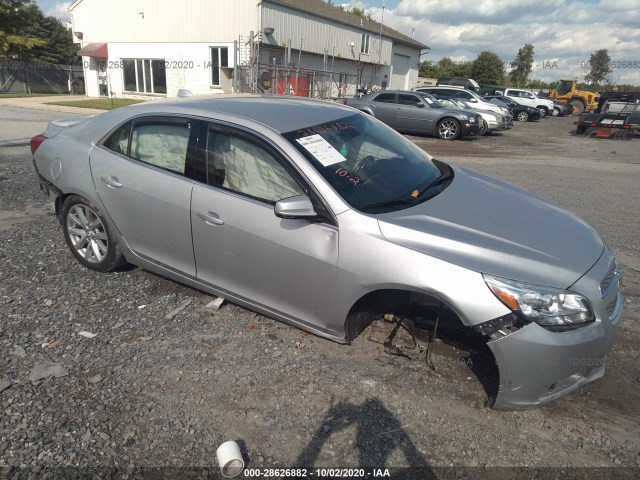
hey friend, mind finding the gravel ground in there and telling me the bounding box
[0,112,639,479]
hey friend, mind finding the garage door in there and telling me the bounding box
[390,53,410,89]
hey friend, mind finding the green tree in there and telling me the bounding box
[27,14,78,64]
[0,0,45,58]
[584,49,612,86]
[509,43,534,86]
[1,0,77,64]
[470,51,505,84]
[419,60,438,78]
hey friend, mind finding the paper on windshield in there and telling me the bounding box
[296,134,345,167]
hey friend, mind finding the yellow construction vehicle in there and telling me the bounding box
[548,79,598,115]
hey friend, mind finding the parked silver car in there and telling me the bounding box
[31,95,622,409]
[438,98,510,135]
[344,90,482,140]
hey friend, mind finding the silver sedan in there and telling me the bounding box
[31,95,622,409]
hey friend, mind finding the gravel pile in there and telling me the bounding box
[1,136,639,477]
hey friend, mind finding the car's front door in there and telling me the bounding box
[90,116,197,276]
[190,123,339,332]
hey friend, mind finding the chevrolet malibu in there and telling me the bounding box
[30,95,622,409]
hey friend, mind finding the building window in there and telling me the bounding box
[122,59,167,94]
[361,34,370,55]
[210,47,229,86]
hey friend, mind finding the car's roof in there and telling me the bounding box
[417,86,466,90]
[121,94,358,134]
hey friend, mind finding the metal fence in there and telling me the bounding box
[0,61,85,95]
[233,35,359,100]
[235,62,359,100]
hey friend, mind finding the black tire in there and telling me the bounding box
[436,118,461,140]
[576,125,586,135]
[61,195,125,272]
[570,100,585,115]
[516,111,529,122]
[551,107,560,117]
[538,107,547,118]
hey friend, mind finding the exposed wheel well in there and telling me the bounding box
[344,289,467,342]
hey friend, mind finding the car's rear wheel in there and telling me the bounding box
[538,107,547,118]
[61,195,125,272]
[436,118,460,140]
[551,107,560,117]
[517,111,529,122]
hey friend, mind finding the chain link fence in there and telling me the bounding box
[236,62,358,100]
[233,37,360,100]
[0,61,85,95]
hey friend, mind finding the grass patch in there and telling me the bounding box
[0,93,60,98]
[45,98,145,110]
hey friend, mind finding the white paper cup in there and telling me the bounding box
[216,440,245,478]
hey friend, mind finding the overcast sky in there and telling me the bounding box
[36,0,640,86]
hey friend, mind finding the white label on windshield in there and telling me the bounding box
[296,134,345,167]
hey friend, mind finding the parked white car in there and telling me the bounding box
[439,98,510,135]
[413,86,511,118]
[502,88,555,117]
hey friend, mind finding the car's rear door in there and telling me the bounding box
[369,92,398,125]
[395,92,435,134]
[190,121,339,332]
[90,116,197,275]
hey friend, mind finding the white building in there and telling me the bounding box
[69,0,427,99]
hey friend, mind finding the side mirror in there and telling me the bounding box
[274,195,317,219]
[416,102,425,108]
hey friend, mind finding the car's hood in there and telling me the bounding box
[376,166,604,289]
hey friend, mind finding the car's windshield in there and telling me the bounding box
[489,97,512,106]
[439,98,462,110]
[418,93,444,109]
[283,114,450,213]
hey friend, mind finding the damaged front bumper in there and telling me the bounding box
[486,250,623,409]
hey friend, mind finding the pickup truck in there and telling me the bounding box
[502,88,556,117]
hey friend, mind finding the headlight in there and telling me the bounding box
[459,114,469,120]
[483,275,595,331]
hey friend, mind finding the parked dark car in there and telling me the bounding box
[344,90,482,140]
[550,99,573,117]
[484,96,541,122]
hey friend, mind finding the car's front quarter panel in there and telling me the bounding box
[325,209,510,338]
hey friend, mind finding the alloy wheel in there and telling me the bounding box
[66,204,109,263]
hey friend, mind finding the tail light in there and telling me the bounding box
[30,134,47,155]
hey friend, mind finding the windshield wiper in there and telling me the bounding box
[419,167,454,195]
[359,197,418,212]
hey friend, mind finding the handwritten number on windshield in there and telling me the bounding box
[335,167,360,186]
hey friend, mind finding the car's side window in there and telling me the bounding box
[398,93,420,106]
[205,130,304,204]
[103,122,132,155]
[373,93,396,104]
[129,123,190,175]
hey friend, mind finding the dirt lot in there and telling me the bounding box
[0,111,639,478]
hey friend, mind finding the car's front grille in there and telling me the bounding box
[600,262,622,321]
[606,294,619,317]
[600,264,619,298]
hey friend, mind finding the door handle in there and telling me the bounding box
[197,210,224,226]
[101,176,122,188]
